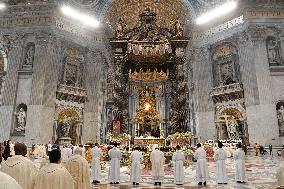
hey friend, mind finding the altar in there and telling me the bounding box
[134,137,165,146]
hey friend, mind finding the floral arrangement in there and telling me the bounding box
[166,132,192,146]
[106,133,131,146]
[203,144,214,158]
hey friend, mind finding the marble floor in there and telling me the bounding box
[91,152,283,189]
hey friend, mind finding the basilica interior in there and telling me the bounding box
[0,0,284,148]
[2,1,284,189]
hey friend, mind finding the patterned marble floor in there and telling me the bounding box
[91,151,283,189]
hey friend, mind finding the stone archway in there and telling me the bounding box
[216,107,245,140]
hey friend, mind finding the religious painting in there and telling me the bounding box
[111,120,122,135]
[276,101,284,136]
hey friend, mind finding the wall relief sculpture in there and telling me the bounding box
[63,48,84,87]
[22,43,35,70]
[266,36,281,66]
[212,43,240,87]
[276,101,284,135]
[14,103,27,134]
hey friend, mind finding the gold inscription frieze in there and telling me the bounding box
[245,10,284,19]
[0,16,102,42]
[0,17,53,27]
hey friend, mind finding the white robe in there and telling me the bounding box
[66,155,91,189]
[108,147,122,183]
[33,163,74,189]
[130,150,143,183]
[213,148,228,184]
[0,171,23,189]
[277,162,284,186]
[234,148,247,182]
[150,149,165,182]
[91,146,103,181]
[172,150,185,184]
[1,155,39,189]
[194,147,209,182]
[61,148,72,163]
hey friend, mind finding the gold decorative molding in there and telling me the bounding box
[107,0,187,30]
[129,69,168,83]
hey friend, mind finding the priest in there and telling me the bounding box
[108,142,122,184]
[194,143,209,186]
[91,143,103,184]
[33,149,75,189]
[213,141,228,184]
[150,147,165,185]
[130,146,143,185]
[0,171,23,189]
[234,143,247,183]
[172,145,185,185]
[66,147,91,189]
[1,143,39,189]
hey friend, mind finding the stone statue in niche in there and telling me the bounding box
[267,37,281,65]
[15,108,26,132]
[59,115,72,138]
[227,116,239,140]
[115,18,127,38]
[23,44,35,70]
[277,104,284,135]
[173,20,183,38]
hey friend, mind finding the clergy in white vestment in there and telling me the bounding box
[194,143,209,186]
[130,146,143,185]
[66,147,91,189]
[108,143,122,184]
[0,171,23,189]
[61,146,72,163]
[234,143,247,183]
[91,143,103,184]
[1,143,39,189]
[33,149,75,189]
[277,161,284,187]
[172,145,185,185]
[213,141,228,184]
[150,147,165,186]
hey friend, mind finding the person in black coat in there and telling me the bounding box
[3,140,11,161]
[269,144,273,156]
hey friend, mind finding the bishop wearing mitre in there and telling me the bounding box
[1,143,39,189]
[66,147,91,189]
[33,149,75,189]
[150,146,165,185]
[0,171,23,189]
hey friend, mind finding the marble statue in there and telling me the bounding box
[15,108,26,131]
[267,38,280,64]
[173,20,183,37]
[115,18,126,38]
[24,45,35,66]
[227,116,239,140]
[60,115,71,138]
[277,105,284,133]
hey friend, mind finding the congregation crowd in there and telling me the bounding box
[0,140,282,189]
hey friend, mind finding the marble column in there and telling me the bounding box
[0,35,23,140]
[25,35,59,144]
[241,27,279,145]
[191,46,215,142]
[83,50,103,143]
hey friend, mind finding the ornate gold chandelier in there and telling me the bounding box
[129,69,169,83]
